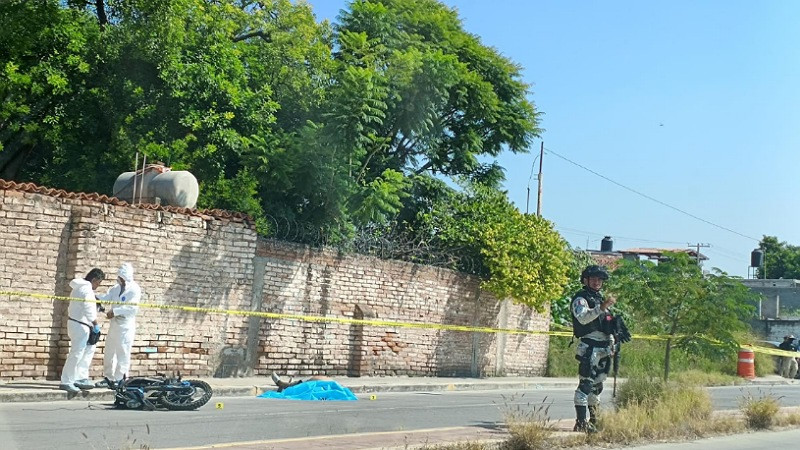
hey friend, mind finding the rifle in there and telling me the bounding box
[612,341,621,397]
[611,316,631,398]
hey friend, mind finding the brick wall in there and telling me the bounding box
[0,183,549,381]
[0,187,257,380]
[251,240,549,377]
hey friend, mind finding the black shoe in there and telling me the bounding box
[74,379,95,390]
[95,377,116,389]
[59,383,80,394]
[271,372,295,392]
[574,420,597,433]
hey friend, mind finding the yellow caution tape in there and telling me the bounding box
[741,344,800,358]
[0,289,573,336]
[1,290,793,357]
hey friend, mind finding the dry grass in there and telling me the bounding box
[427,380,800,450]
[419,443,492,450]
[495,394,556,450]
[614,377,667,408]
[595,384,713,445]
[671,369,743,387]
[776,412,800,427]
[739,391,781,429]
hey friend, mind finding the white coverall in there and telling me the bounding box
[61,278,99,385]
[99,263,141,382]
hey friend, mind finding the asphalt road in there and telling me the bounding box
[0,385,798,449]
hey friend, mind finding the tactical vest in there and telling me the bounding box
[571,288,609,338]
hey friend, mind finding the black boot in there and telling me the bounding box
[589,405,599,426]
[574,420,596,433]
[573,405,597,433]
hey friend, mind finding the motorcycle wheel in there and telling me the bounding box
[159,380,213,411]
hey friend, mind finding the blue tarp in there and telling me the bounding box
[257,380,358,401]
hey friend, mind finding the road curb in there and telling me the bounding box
[0,379,793,403]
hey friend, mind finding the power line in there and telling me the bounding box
[704,247,747,263]
[555,226,695,246]
[544,147,760,242]
[558,225,751,265]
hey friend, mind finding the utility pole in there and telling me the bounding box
[536,142,544,217]
[687,243,710,265]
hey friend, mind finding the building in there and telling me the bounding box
[741,279,800,320]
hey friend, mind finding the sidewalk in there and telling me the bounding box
[0,374,796,403]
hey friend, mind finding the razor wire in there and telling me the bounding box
[262,215,483,275]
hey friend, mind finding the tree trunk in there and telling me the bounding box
[663,337,672,381]
[0,135,29,180]
[95,0,108,28]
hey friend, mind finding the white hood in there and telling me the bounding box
[69,278,91,289]
[118,263,135,283]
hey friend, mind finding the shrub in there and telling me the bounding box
[740,391,780,429]
[671,369,741,387]
[545,336,575,377]
[497,395,555,450]
[421,443,491,450]
[614,377,666,409]
[547,334,774,381]
[599,383,712,444]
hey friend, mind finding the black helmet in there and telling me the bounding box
[581,265,609,281]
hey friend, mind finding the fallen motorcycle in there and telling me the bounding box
[108,374,213,411]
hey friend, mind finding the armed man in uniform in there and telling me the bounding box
[571,264,630,433]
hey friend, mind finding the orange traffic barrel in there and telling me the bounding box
[737,348,755,379]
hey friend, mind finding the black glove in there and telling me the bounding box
[615,316,632,344]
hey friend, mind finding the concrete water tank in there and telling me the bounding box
[113,166,199,208]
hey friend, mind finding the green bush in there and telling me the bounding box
[545,336,575,377]
[546,335,773,381]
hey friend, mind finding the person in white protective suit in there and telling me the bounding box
[95,263,142,388]
[60,268,106,393]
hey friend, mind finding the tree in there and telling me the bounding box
[758,236,800,280]
[322,0,541,229]
[0,1,101,180]
[1,0,544,254]
[2,0,333,224]
[610,252,757,380]
[416,183,571,310]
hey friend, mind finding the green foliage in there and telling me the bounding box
[351,169,410,225]
[758,235,800,280]
[0,0,102,182]
[609,253,758,379]
[0,0,562,304]
[196,168,269,234]
[548,332,772,381]
[1,0,541,247]
[332,0,541,182]
[418,184,570,309]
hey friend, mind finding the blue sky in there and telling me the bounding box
[308,1,800,277]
